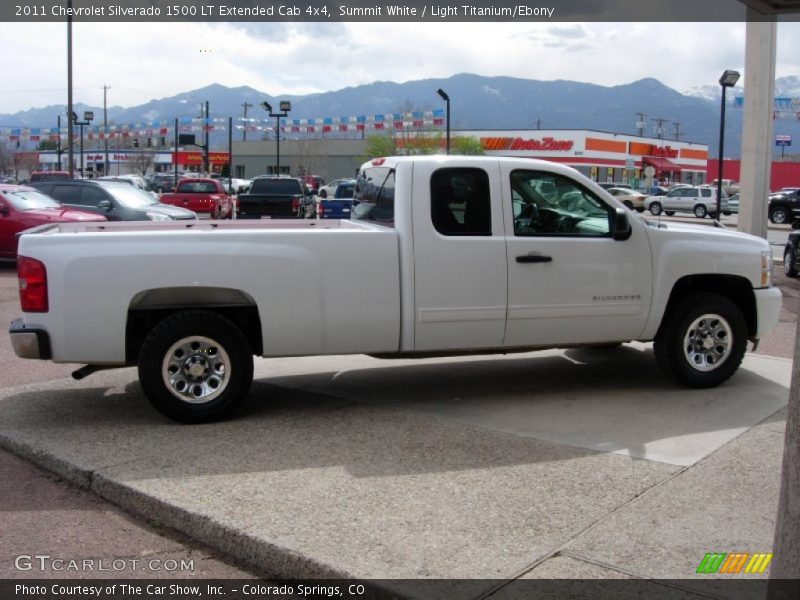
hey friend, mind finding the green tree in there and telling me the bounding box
[451,136,485,155]
[36,140,58,151]
[363,134,397,159]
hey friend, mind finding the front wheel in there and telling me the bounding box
[770,206,788,224]
[694,204,708,218]
[654,293,747,388]
[664,211,676,216]
[138,310,254,423]
[649,201,662,216]
[785,246,798,277]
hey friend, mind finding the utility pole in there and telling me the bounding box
[203,101,210,175]
[652,117,668,141]
[672,121,682,141]
[636,112,648,137]
[66,0,74,178]
[103,85,109,176]
[241,101,252,141]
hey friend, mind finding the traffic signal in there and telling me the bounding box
[159,136,166,146]
[146,137,152,147]
[133,138,139,148]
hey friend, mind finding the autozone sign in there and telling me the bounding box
[481,137,575,152]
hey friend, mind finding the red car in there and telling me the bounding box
[158,178,235,218]
[0,184,106,258]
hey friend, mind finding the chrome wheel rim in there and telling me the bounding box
[683,314,732,372]
[162,336,231,404]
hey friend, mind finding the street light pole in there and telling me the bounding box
[717,70,741,223]
[261,100,291,175]
[437,88,450,154]
[72,111,93,177]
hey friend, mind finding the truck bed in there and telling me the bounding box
[25,218,365,235]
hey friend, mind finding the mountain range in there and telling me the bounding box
[3,73,800,158]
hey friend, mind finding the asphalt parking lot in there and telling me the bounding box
[0,222,797,597]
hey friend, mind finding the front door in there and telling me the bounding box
[502,166,653,347]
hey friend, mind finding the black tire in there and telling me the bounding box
[770,206,788,224]
[654,293,747,388]
[664,211,675,216]
[694,204,708,218]
[138,310,254,423]
[623,200,633,210]
[649,201,662,216]
[785,246,798,277]
[635,207,645,213]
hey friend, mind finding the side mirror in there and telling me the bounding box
[612,207,632,241]
[97,199,112,209]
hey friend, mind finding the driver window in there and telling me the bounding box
[511,170,612,237]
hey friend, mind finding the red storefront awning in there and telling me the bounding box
[643,156,682,172]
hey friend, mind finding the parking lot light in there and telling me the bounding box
[436,88,450,154]
[716,70,740,224]
[262,101,291,175]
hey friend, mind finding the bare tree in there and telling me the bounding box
[12,152,39,181]
[294,138,324,176]
[128,150,155,177]
[0,144,13,176]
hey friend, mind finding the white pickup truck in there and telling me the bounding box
[10,156,782,422]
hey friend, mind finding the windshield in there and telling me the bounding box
[250,178,303,195]
[97,182,159,207]
[4,189,62,210]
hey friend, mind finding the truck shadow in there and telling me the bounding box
[0,346,787,481]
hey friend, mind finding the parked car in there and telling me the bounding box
[767,188,800,224]
[605,187,647,212]
[726,193,740,215]
[237,176,315,218]
[147,173,184,194]
[0,184,106,258]
[302,174,325,194]
[784,229,800,277]
[318,178,355,199]
[29,171,70,183]
[29,180,197,221]
[596,182,632,190]
[159,178,235,218]
[709,179,740,196]
[645,186,727,218]
[317,180,356,219]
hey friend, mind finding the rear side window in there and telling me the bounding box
[353,167,395,227]
[81,186,109,207]
[430,168,492,236]
[50,185,82,204]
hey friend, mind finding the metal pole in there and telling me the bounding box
[276,114,280,175]
[228,115,233,191]
[79,122,84,177]
[716,86,726,220]
[56,115,62,170]
[203,101,210,175]
[173,118,178,189]
[66,0,74,178]
[445,96,450,155]
[103,85,109,176]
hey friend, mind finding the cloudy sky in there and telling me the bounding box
[0,20,798,114]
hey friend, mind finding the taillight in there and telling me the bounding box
[291,198,299,213]
[317,202,324,217]
[18,256,48,312]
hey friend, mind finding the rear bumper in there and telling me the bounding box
[753,287,783,339]
[9,318,51,360]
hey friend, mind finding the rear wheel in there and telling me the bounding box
[649,201,662,216]
[694,204,707,218]
[654,293,747,388]
[138,310,254,423]
[665,211,675,216]
[785,246,798,277]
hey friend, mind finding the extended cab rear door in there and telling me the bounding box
[501,164,653,347]
[411,159,508,351]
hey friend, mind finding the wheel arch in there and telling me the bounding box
[126,287,263,363]
[657,274,757,339]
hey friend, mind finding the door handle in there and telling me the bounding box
[516,254,552,263]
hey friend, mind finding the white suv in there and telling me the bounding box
[645,186,727,218]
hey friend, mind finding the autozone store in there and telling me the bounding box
[460,130,709,187]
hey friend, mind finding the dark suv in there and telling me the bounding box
[768,188,800,224]
[29,180,197,221]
